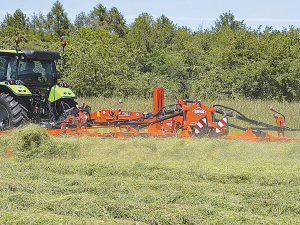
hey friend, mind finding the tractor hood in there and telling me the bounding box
[21,49,61,61]
[48,84,76,102]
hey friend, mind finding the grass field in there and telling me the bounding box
[1,98,300,224]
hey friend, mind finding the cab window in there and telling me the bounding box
[0,56,8,80]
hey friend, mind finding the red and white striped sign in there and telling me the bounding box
[216,117,227,133]
[194,117,207,134]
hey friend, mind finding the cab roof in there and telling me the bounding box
[0,49,61,61]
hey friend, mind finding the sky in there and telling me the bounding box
[1,0,300,31]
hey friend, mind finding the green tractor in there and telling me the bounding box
[0,37,79,129]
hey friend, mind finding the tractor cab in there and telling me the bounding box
[0,50,59,90]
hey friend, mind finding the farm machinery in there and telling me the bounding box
[1,37,300,141]
[48,88,300,141]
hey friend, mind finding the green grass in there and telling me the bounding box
[1,98,300,224]
[1,133,300,224]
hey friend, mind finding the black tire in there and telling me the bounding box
[0,93,29,129]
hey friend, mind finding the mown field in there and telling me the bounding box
[1,98,300,224]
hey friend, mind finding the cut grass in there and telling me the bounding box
[1,134,300,224]
[1,98,300,224]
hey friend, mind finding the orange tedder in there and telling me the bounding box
[47,88,300,141]
[48,88,227,138]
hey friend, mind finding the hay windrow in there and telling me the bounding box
[11,124,80,160]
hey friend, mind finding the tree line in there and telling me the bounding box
[1,1,300,101]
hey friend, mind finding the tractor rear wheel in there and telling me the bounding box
[0,93,29,129]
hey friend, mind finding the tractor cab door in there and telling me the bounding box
[0,56,16,81]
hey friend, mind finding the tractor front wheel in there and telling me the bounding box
[0,93,29,129]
